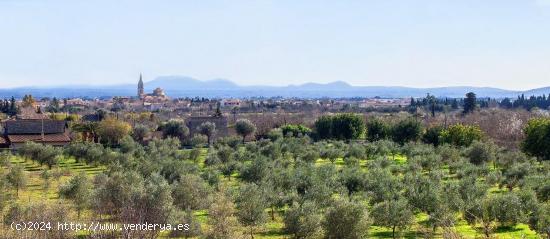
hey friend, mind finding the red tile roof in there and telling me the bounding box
[7,133,70,143]
[0,136,7,144]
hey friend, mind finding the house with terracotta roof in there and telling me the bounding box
[1,118,71,149]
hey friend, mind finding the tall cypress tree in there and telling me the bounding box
[463,92,477,114]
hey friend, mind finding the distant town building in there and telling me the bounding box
[359,98,411,108]
[138,74,169,103]
[17,106,49,120]
[1,118,70,149]
[220,99,241,108]
[138,73,145,96]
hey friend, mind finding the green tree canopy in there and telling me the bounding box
[522,118,550,160]
[440,124,483,147]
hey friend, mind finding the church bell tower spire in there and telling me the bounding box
[138,73,144,97]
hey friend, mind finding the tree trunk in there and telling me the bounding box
[271,206,275,221]
[392,226,396,239]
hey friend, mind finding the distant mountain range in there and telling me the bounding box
[0,76,548,99]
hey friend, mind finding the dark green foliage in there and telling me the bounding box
[422,125,443,146]
[314,115,333,140]
[0,97,18,116]
[391,118,422,145]
[366,117,390,142]
[314,113,365,140]
[463,92,477,114]
[522,118,550,160]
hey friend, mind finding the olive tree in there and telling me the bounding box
[162,119,189,141]
[235,183,267,238]
[58,172,91,218]
[466,141,495,166]
[283,202,322,239]
[206,190,242,239]
[198,122,217,146]
[6,165,27,197]
[322,199,370,239]
[371,199,414,239]
[131,124,150,143]
[172,174,211,210]
[235,119,256,143]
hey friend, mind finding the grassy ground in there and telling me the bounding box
[1,150,541,238]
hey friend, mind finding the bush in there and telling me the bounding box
[283,202,321,239]
[391,118,422,145]
[466,141,495,165]
[440,124,483,147]
[161,119,189,141]
[280,124,312,137]
[522,118,550,160]
[189,134,208,148]
[422,125,444,146]
[314,114,365,141]
[322,200,370,239]
[267,128,284,141]
[366,117,391,142]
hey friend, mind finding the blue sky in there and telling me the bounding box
[0,0,549,90]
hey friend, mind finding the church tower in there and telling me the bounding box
[138,73,144,97]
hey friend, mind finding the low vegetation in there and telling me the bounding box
[1,111,550,239]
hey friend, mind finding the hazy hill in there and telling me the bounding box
[0,76,544,99]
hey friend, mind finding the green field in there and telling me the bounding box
[0,148,541,239]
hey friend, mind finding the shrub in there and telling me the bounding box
[366,117,391,142]
[522,118,550,160]
[314,114,365,141]
[280,124,312,137]
[391,118,422,145]
[439,124,483,147]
